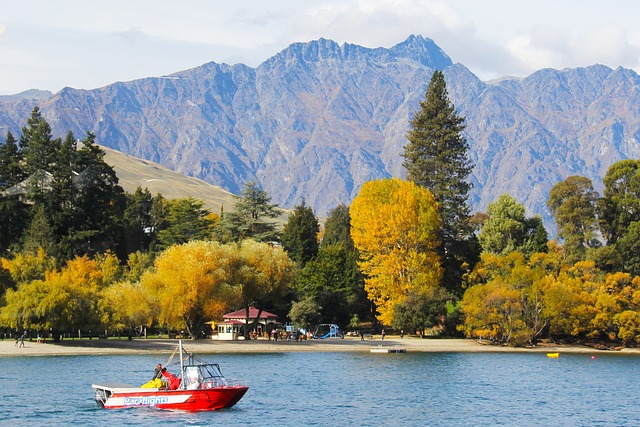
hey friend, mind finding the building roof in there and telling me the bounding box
[223,307,278,320]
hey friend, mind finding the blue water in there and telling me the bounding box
[1,351,638,426]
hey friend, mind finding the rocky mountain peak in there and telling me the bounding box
[1,37,639,235]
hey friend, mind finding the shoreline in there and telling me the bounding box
[2,336,639,357]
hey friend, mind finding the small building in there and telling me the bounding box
[215,307,279,340]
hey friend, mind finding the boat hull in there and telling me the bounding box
[93,384,248,411]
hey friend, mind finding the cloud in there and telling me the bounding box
[287,0,474,47]
[505,24,640,76]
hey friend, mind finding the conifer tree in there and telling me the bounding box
[215,181,279,243]
[322,204,353,249]
[20,107,61,175]
[0,132,24,189]
[0,132,29,252]
[280,200,319,267]
[402,70,476,295]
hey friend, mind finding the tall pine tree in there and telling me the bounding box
[215,181,279,243]
[280,200,319,267]
[402,70,477,296]
[0,132,29,252]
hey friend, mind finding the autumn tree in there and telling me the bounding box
[0,248,56,289]
[100,280,155,337]
[350,178,443,326]
[0,255,106,334]
[459,252,552,345]
[402,70,476,295]
[231,239,297,339]
[141,240,241,339]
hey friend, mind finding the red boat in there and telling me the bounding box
[92,341,248,411]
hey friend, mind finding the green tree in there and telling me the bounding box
[123,187,155,253]
[600,159,640,244]
[288,297,322,332]
[296,242,367,326]
[157,197,215,248]
[616,221,640,276]
[22,205,57,257]
[479,194,547,257]
[392,288,448,336]
[0,133,29,252]
[47,131,77,245]
[280,200,319,267]
[67,132,126,258]
[216,181,279,243]
[322,204,353,249]
[20,107,61,176]
[548,175,601,263]
[0,132,25,188]
[402,70,476,296]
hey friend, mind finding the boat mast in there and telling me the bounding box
[179,339,185,390]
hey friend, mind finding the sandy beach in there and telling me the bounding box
[2,335,638,357]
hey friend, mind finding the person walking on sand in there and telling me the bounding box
[19,330,27,348]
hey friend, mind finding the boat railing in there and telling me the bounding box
[201,378,247,388]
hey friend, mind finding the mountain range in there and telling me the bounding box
[1,35,640,233]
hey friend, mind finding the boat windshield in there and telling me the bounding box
[182,363,228,389]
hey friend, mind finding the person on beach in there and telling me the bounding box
[19,330,27,348]
[381,330,385,340]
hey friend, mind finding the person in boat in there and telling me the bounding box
[152,363,163,380]
[161,367,181,390]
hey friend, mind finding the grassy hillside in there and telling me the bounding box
[102,145,236,214]
[102,145,290,223]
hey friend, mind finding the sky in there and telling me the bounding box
[1,0,639,95]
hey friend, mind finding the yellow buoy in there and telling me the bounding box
[546,352,560,358]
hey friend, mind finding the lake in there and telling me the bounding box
[1,351,638,426]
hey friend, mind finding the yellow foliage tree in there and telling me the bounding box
[232,239,297,338]
[0,255,104,333]
[1,248,56,285]
[141,240,242,339]
[100,280,155,336]
[350,178,442,325]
